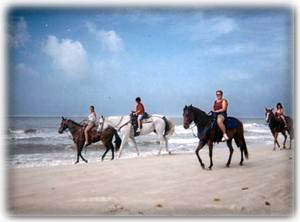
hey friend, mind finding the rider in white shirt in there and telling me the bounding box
[84,105,97,147]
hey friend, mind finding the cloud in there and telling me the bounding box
[86,22,123,53]
[42,35,89,77]
[205,43,258,56]
[9,17,30,48]
[190,16,238,42]
[14,63,39,77]
[211,17,237,35]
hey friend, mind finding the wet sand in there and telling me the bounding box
[7,144,294,216]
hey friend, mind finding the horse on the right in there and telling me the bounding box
[265,108,294,150]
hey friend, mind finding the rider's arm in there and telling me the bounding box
[136,105,142,115]
[212,102,216,112]
[278,108,284,115]
[92,112,97,121]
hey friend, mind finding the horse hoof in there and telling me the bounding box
[239,162,243,166]
[74,161,79,164]
[168,152,171,155]
[208,167,212,170]
[226,164,230,168]
[201,165,205,169]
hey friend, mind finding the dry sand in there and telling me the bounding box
[7,144,294,216]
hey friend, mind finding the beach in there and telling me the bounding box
[7,144,294,216]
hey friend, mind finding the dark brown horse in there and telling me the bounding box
[265,108,293,150]
[183,105,248,170]
[58,117,121,164]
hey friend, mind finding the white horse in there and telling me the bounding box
[97,114,175,158]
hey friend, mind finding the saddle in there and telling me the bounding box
[80,119,103,132]
[210,116,239,143]
[130,112,150,136]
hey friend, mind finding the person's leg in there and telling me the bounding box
[84,123,93,145]
[137,115,143,131]
[280,115,287,128]
[217,115,228,140]
[217,115,226,134]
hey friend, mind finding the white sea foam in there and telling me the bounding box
[7,117,280,168]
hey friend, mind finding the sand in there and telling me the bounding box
[7,144,294,216]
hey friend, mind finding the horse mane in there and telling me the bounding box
[187,105,211,128]
[190,106,209,117]
[67,119,82,127]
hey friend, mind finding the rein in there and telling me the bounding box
[65,128,74,140]
[190,123,198,138]
[187,108,213,139]
[118,119,131,131]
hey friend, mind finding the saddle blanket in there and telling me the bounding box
[224,117,239,129]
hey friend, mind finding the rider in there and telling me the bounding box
[134,97,145,133]
[84,105,97,147]
[275,102,288,129]
[212,90,229,141]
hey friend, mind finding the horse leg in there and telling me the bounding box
[101,142,111,161]
[239,144,244,166]
[75,152,80,164]
[164,136,171,155]
[157,135,165,155]
[195,141,206,169]
[282,132,287,149]
[117,133,129,159]
[273,132,279,150]
[208,141,213,170]
[128,137,140,157]
[78,146,88,163]
[74,144,81,164]
[226,139,234,167]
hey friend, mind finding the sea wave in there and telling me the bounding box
[7,117,279,168]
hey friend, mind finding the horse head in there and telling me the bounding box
[58,116,69,133]
[183,104,194,129]
[265,108,274,123]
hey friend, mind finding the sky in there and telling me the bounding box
[7,7,293,117]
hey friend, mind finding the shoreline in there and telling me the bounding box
[7,144,294,216]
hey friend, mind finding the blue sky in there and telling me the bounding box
[8,7,293,117]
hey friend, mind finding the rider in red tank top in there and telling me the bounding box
[212,90,229,141]
[214,100,224,111]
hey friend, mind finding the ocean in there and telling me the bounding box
[6,116,276,168]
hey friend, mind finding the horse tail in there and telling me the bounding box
[241,137,249,160]
[287,117,294,140]
[290,128,294,140]
[234,122,249,160]
[162,117,175,137]
[113,128,122,151]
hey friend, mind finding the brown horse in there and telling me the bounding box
[265,108,293,150]
[58,117,121,164]
[183,105,248,170]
